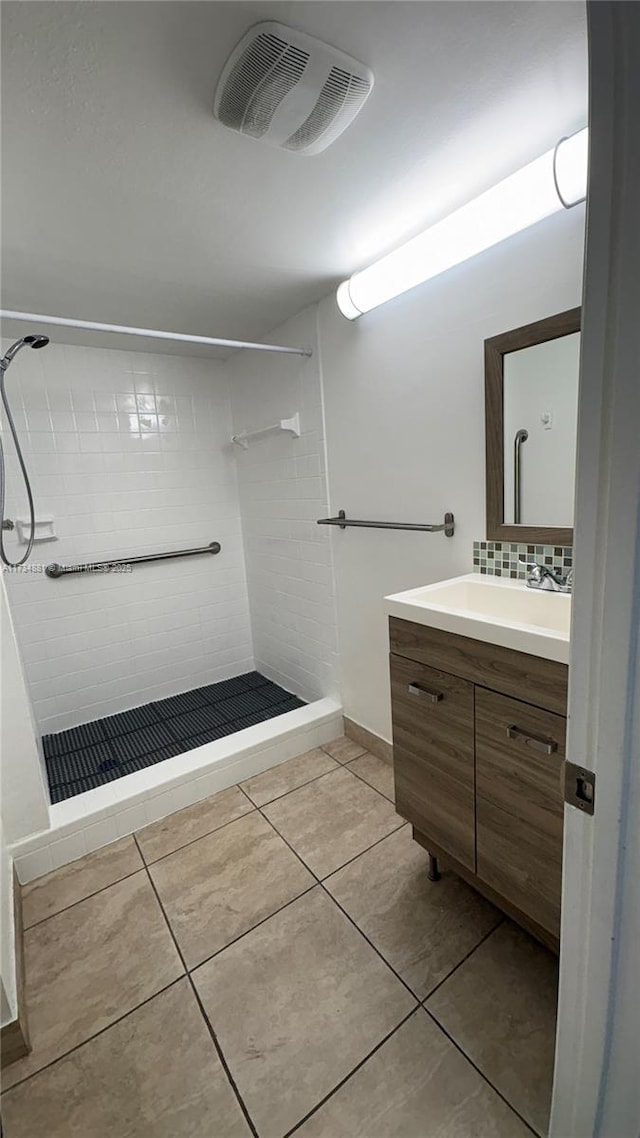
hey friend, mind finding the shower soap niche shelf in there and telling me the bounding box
[16,515,56,544]
[232,413,300,449]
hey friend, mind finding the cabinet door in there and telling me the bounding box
[476,688,565,938]
[390,653,475,870]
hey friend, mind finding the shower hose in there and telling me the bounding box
[0,364,36,567]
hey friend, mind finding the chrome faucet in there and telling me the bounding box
[519,558,573,593]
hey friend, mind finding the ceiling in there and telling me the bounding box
[1,1,587,356]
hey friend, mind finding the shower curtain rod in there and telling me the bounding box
[0,310,313,358]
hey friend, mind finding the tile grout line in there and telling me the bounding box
[0,976,184,1096]
[113,749,389,883]
[143,808,404,984]
[282,1005,422,1138]
[232,800,540,1134]
[318,742,367,765]
[341,759,395,805]
[138,800,257,869]
[188,882,320,974]
[13,765,535,1134]
[238,785,324,880]
[318,820,408,880]
[239,781,407,890]
[421,1005,541,1138]
[22,863,147,932]
[132,834,260,1138]
[21,773,490,1009]
[419,916,506,1004]
[242,789,420,1004]
[318,876,419,1001]
[242,744,392,812]
[141,797,408,985]
[22,799,259,929]
[20,753,390,935]
[242,760,344,810]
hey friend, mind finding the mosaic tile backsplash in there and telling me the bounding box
[473,541,573,579]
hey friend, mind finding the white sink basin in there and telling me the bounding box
[385,573,570,663]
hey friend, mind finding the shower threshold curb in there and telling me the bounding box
[9,697,343,883]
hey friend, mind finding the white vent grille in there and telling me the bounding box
[214,22,373,155]
[217,32,309,139]
[284,67,372,152]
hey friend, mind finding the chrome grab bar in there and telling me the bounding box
[513,429,528,523]
[45,541,221,579]
[317,510,454,537]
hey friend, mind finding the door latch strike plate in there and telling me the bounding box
[564,761,596,816]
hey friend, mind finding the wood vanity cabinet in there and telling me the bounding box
[390,616,568,951]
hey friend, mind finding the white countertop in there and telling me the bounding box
[385,573,571,664]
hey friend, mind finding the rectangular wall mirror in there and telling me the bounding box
[485,307,580,546]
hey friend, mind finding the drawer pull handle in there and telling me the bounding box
[408,682,444,704]
[507,725,558,754]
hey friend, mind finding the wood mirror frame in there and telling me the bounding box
[485,306,581,547]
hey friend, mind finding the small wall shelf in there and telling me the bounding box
[232,413,301,449]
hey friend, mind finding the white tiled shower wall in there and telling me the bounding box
[1,340,253,733]
[228,307,339,704]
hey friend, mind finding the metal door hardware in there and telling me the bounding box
[564,762,596,815]
[507,725,558,754]
[408,683,444,704]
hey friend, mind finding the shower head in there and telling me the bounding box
[0,333,50,368]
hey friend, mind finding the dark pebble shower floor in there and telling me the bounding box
[42,673,305,803]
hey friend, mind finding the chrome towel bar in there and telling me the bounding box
[46,541,221,579]
[317,509,454,537]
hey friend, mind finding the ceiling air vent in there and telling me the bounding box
[214,22,373,156]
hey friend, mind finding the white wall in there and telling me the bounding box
[0,575,50,843]
[503,332,580,527]
[228,307,339,704]
[1,341,253,734]
[318,205,585,742]
[1,817,16,1026]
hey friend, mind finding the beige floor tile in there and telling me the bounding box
[240,747,339,806]
[347,751,395,801]
[21,836,143,928]
[3,871,183,1090]
[321,735,367,763]
[297,1009,532,1138]
[263,767,402,878]
[135,784,253,863]
[326,826,501,998]
[193,888,416,1138]
[427,921,558,1135]
[2,979,251,1138]
[149,811,314,968]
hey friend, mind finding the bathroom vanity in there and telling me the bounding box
[386,575,570,952]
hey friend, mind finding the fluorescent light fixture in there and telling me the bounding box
[337,126,588,320]
[553,128,589,207]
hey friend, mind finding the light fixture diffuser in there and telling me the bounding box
[337,127,588,320]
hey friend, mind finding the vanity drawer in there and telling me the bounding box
[475,688,565,938]
[389,616,568,715]
[390,653,475,870]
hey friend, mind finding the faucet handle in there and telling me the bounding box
[518,556,572,592]
[518,557,559,590]
[518,557,544,578]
